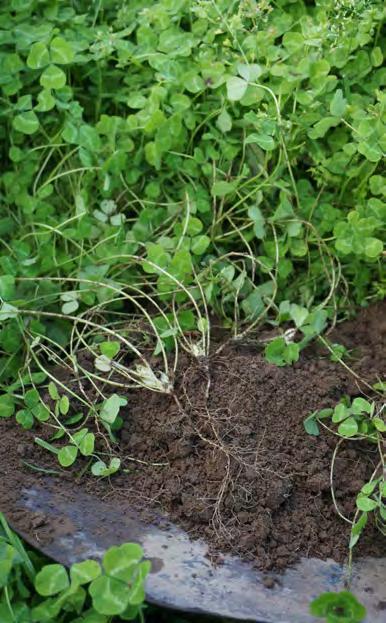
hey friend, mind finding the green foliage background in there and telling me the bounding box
[0,0,385,383]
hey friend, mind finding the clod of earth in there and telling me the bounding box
[0,303,385,572]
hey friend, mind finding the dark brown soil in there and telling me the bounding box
[1,303,385,571]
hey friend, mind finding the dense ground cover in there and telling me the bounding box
[0,0,385,621]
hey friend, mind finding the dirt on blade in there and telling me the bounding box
[0,302,385,571]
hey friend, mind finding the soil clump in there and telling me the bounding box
[1,303,385,571]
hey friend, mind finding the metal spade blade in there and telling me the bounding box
[4,476,385,623]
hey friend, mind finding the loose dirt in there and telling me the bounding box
[0,303,385,571]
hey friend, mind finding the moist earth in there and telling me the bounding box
[0,303,385,571]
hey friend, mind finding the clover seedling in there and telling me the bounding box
[89,543,150,615]
[328,342,349,363]
[91,457,121,477]
[58,428,95,467]
[303,408,333,436]
[48,382,70,417]
[0,374,49,428]
[32,386,126,474]
[373,380,386,393]
[93,199,125,226]
[35,426,96,469]
[33,542,149,619]
[310,591,366,622]
[304,397,385,551]
[265,306,329,367]
[331,397,375,438]
[265,337,299,367]
[1,512,149,621]
[29,383,94,468]
[98,393,127,437]
[60,291,80,315]
[16,388,50,429]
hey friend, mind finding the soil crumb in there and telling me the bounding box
[0,302,385,571]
